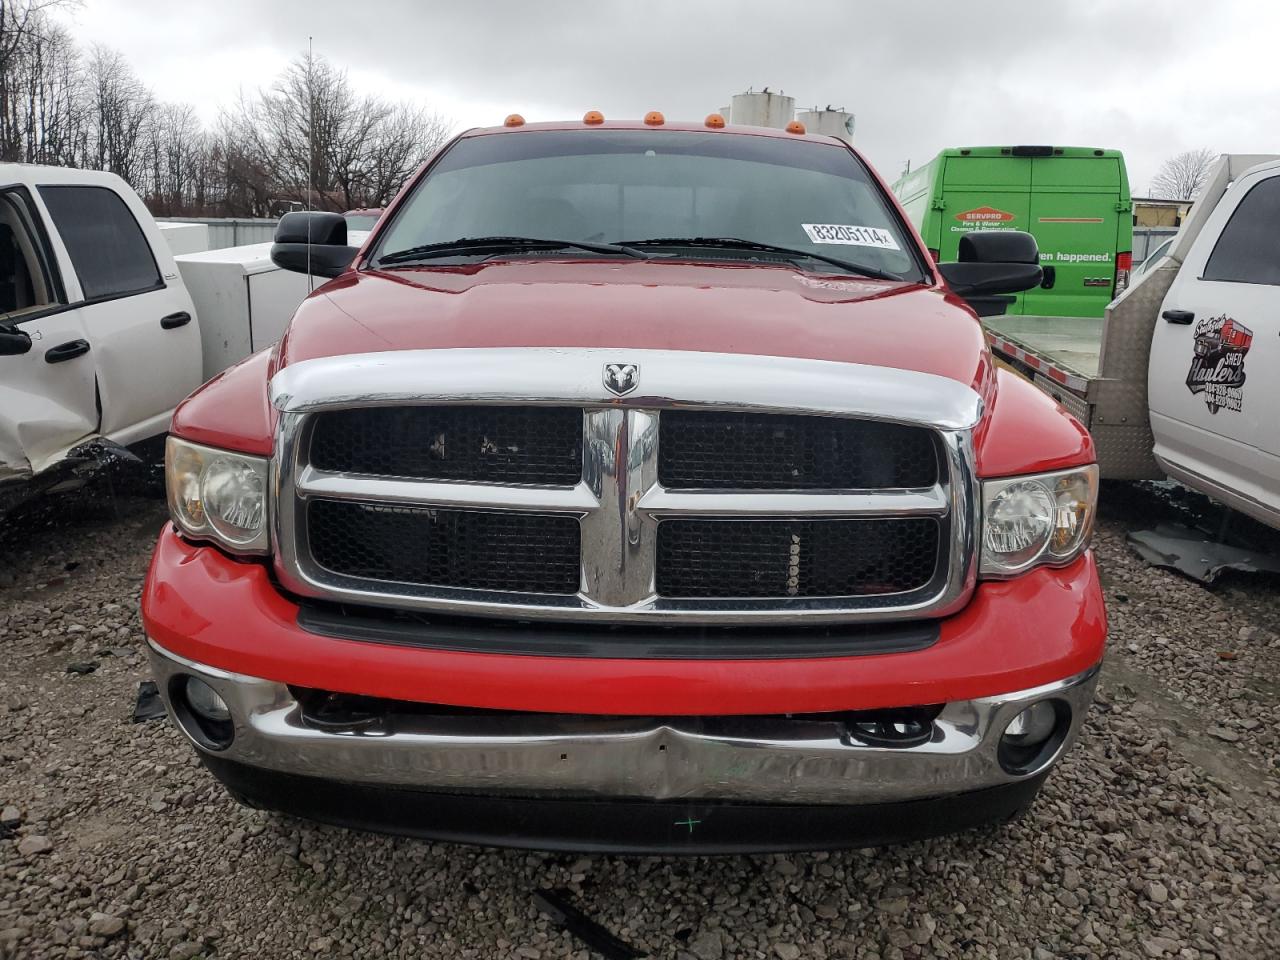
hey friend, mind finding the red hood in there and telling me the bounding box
[277,260,993,392]
[175,259,1093,476]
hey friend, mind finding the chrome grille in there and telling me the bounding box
[659,411,939,490]
[656,517,941,599]
[308,500,581,594]
[271,348,980,625]
[309,405,582,485]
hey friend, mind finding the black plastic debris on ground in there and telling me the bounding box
[533,888,645,960]
[1128,523,1280,584]
[133,680,167,723]
[66,661,99,675]
[0,434,165,542]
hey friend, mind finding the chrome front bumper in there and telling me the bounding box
[148,639,1100,807]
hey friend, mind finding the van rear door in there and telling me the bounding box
[938,154,1032,311]
[1024,156,1124,318]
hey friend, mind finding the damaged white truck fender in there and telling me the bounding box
[0,164,329,517]
[0,165,203,507]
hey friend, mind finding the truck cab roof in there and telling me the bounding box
[0,163,136,190]
[459,118,851,146]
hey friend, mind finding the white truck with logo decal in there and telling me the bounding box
[984,154,1280,528]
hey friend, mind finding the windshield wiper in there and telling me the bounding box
[614,237,904,281]
[377,236,650,266]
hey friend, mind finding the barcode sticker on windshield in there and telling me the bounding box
[802,224,901,250]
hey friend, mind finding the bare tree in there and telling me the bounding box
[224,52,450,214]
[1150,148,1216,201]
[356,105,451,207]
[84,46,155,183]
[208,120,276,216]
[2,21,448,217]
[144,102,210,215]
[0,0,82,162]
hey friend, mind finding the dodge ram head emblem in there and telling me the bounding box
[603,362,639,397]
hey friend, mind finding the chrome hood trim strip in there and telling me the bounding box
[271,347,983,431]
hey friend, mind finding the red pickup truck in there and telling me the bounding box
[141,116,1105,853]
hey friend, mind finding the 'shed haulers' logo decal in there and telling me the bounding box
[955,206,1015,223]
[1186,314,1253,414]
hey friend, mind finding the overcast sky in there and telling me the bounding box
[54,0,1279,193]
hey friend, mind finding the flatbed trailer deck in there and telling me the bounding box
[986,315,1100,387]
[982,263,1177,481]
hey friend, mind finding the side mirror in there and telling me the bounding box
[270,211,358,278]
[0,327,32,356]
[937,230,1043,317]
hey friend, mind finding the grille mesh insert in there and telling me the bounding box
[656,518,940,599]
[659,411,938,490]
[309,406,583,485]
[308,500,581,595]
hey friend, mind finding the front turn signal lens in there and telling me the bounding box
[168,439,208,532]
[1047,468,1098,561]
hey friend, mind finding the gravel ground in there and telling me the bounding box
[1,480,1278,960]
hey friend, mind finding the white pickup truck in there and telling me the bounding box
[0,165,345,515]
[984,154,1280,529]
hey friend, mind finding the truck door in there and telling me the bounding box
[1148,167,1280,518]
[0,186,98,477]
[1025,157,1122,318]
[939,156,1032,313]
[36,183,203,443]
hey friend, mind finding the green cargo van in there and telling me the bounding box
[892,146,1133,318]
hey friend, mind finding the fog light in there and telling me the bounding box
[1003,701,1057,747]
[185,676,231,722]
[998,699,1069,775]
[172,675,235,751]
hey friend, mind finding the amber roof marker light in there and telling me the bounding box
[504,114,526,127]
[705,113,726,129]
[785,120,806,135]
[644,111,665,126]
[583,110,604,125]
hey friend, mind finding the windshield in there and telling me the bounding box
[374,129,925,281]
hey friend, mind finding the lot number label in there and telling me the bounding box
[802,224,901,250]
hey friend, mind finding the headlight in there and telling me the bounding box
[166,436,270,554]
[980,465,1098,577]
